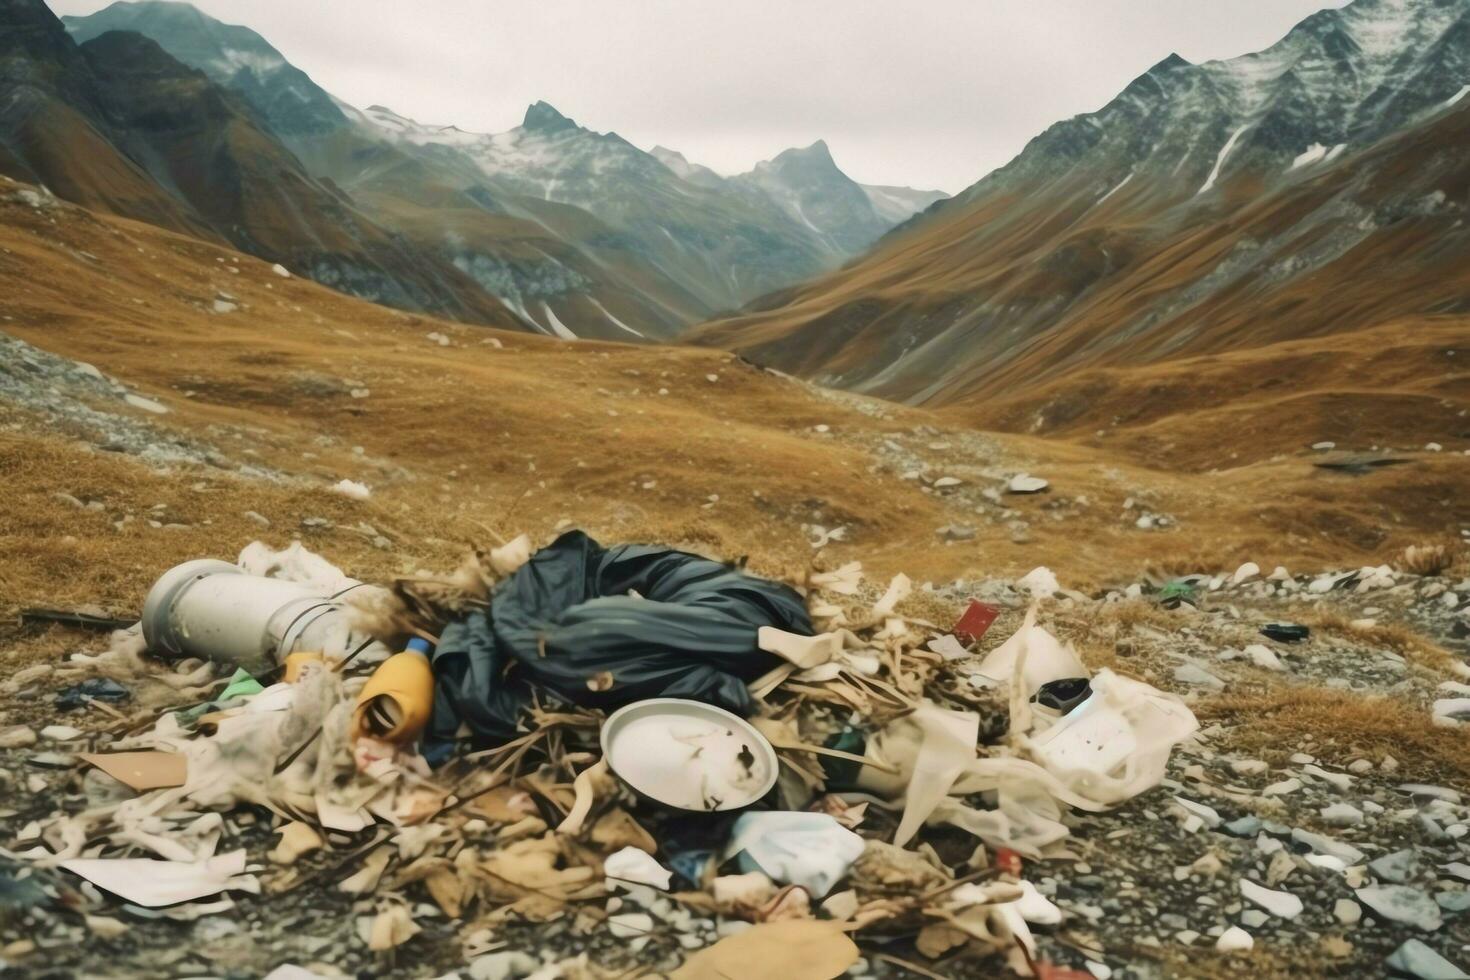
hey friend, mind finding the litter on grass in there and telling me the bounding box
[17,530,1201,977]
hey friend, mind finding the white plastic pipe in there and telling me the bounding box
[141,559,363,670]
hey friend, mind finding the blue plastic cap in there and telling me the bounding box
[406,637,433,654]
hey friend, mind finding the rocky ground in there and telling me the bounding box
[1,553,1466,979]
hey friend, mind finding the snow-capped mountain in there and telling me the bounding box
[958,0,1470,205]
[58,1,948,340]
[346,99,939,314]
[693,0,1470,431]
[62,0,347,136]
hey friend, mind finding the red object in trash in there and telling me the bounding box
[994,847,1023,877]
[952,600,1000,646]
[1033,962,1095,980]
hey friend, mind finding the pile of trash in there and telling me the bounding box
[3,530,1203,978]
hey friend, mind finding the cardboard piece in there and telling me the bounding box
[671,920,859,980]
[79,751,187,792]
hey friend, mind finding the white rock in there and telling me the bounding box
[1334,899,1362,925]
[1262,777,1302,796]
[933,476,963,488]
[1320,803,1364,827]
[468,951,540,980]
[41,725,84,740]
[1311,441,1336,450]
[271,263,291,278]
[124,393,168,414]
[1230,759,1269,776]
[1303,763,1352,791]
[212,299,237,314]
[1215,926,1253,952]
[1007,473,1049,494]
[1231,562,1261,584]
[1426,442,1443,452]
[1240,879,1303,919]
[1173,797,1222,830]
[1174,663,1225,689]
[1356,885,1442,931]
[1244,644,1284,670]
[330,479,371,501]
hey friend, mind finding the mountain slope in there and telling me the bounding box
[58,1,948,339]
[0,0,215,238]
[1,0,519,325]
[62,0,348,137]
[690,0,1470,459]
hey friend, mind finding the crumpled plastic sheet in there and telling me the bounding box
[725,811,866,898]
[429,531,813,745]
[856,612,1199,856]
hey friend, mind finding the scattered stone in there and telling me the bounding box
[1385,939,1467,979]
[1174,663,1225,690]
[467,951,541,980]
[1262,777,1302,797]
[1007,474,1048,494]
[1215,926,1253,952]
[1357,885,1443,931]
[1334,899,1362,925]
[1223,815,1263,837]
[1292,828,1364,864]
[1244,644,1284,670]
[1321,803,1364,827]
[1240,879,1303,919]
[1231,561,1261,584]
[271,263,291,278]
[937,524,976,542]
[0,726,37,749]
[1371,850,1420,884]
[933,476,962,489]
[40,725,83,741]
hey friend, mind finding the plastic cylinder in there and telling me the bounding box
[354,638,435,743]
[141,558,358,671]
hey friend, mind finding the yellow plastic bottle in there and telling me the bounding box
[353,638,434,743]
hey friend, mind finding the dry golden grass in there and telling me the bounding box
[1199,687,1470,781]
[1289,604,1455,671]
[1,185,1465,619]
[1395,540,1459,577]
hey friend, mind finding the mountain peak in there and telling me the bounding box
[764,138,840,174]
[523,100,577,133]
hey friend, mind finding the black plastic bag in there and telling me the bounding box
[428,531,812,745]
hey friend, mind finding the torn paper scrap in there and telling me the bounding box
[60,850,260,907]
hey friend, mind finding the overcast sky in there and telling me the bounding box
[52,0,1347,193]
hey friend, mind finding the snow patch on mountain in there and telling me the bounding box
[1199,124,1250,194]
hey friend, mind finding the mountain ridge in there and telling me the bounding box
[689,0,1470,460]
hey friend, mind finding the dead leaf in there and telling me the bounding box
[916,923,968,958]
[269,822,323,865]
[589,809,657,854]
[339,848,391,895]
[758,884,812,922]
[671,920,858,980]
[464,785,538,825]
[425,869,467,919]
[365,905,419,951]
